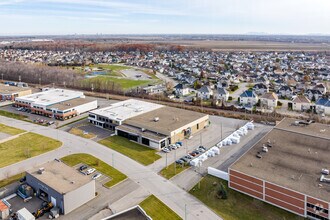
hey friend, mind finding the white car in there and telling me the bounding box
[86,168,96,175]
[92,173,102,180]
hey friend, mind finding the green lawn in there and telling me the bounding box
[0,124,25,135]
[61,153,127,188]
[189,175,304,220]
[0,132,62,168]
[0,173,25,188]
[85,76,151,90]
[0,110,28,121]
[139,195,182,220]
[98,136,161,166]
[160,163,190,179]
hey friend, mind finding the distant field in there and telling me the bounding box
[0,133,62,168]
[61,153,127,188]
[84,76,151,90]
[0,124,25,135]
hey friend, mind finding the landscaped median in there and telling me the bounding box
[61,153,127,188]
[139,195,182,220]
[0,173,25,188]
[189,175,303,220]
[98,136,161,166]
[0,110,28,121]
[0,132,62,168]
[0,123,25,135]
[159,163,190,179]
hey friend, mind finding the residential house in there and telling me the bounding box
[253,83,269,95]
[142,84,166,95]
[315,98,330,116]
[277,85,294,98]
[197,85,213,100]
[291,95,311,112]
[304,89,322,102]
[260,92,278,109]
[215,88,229,102]
[313,84,327,95]
[174,84,189,97]
[239,90,259,106]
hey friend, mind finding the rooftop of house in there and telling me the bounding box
[292,95,311,104]
[260,92,278,100]
[240,90,258,98]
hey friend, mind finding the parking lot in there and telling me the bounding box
[152,115,250,172]
[121,69,152,80]
[0,97,120,128]
[72,163,111,186]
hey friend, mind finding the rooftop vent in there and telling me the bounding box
[154,117,159,122]
[141,128,146,132]
[38,167,45,174]
[70,181,75,184]
[321,169,329,175]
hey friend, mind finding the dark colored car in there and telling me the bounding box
[175,159,184,165]
[79,165,88,171]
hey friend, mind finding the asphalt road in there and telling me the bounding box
[0,116,221,220]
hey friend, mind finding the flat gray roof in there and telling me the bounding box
[27,161,93,194]
[124,106,209,135]
[0,84,31,94]
[230,118,330,202]
[48,97,96,111]
[90,99,163,122]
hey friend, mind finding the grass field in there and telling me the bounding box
[189,175,303,220]
[139,195,182,220]
[98,136,161,166]
[0,132,62,168]
[0,110,28,121]
[85,76,151,90]
[61,153,127,188]
[160,163,190,179]
[0,124,25,135]
[0,173,25,188]
[69,127,96,139]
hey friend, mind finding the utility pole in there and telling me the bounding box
[1,73,3,81]
[19,75,21,83]
[174,149,177,175]
[185,204,187,220]
[221,123,223,141]
[165,152,168,169]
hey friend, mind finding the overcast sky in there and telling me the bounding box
[0,0,330,35]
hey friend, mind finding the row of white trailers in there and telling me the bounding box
[190,121,255,167]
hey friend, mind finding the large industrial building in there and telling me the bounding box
[0,83,32,101]
[15,88,97,120]
[229,118,330,220]
[26,161,96,215]
[89,99,209,149]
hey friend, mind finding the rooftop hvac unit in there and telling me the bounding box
[320,175,330,183]
[141,128,146,132]
[38,167,45,174]
[262,145,268,153]
[321,169,329,175]
[154,117,159,122]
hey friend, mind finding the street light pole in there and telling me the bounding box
[174,149,176,175]
[185,204,187,220]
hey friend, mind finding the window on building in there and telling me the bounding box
[142,137,150,146]
[197,123,199,129]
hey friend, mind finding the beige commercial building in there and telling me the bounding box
[0,83,32,101]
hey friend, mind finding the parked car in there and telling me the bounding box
[175,144,181,148]
[79,165,88,171]
[185,154,193,160]
[92,173,102,180]
[170,144,177,150]
[198,146,206,151]
[86,168,96,175]
[162,148,170,153]
[180,157,189,163]
[48,121,55,125]
[175,159,184,165]
[176,141,183,146]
